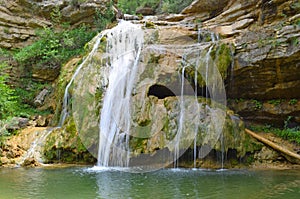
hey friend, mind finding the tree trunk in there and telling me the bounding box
[245,128,300,164]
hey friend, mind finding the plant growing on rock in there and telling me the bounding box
[289,99,297,105]
[0,63,18,120]
[14,25,96,70]
[94,4,115,31]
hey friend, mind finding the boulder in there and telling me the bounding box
[136,7,155,16]
[4,117,29,131]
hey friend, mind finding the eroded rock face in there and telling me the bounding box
[66,21,258,168]
[181,0,231,20]
[228,99,300,127]
[229,24,300,100]
[176,0,300,126]
[0,0,109,49]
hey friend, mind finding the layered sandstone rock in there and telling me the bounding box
[0,0,109,49]
[175,0,300,125]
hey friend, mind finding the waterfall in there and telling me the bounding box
[59,32,107,126]
[17,127,57,166]
[205,45,212,98]
[18,30,109,166]
[173,65,187,168]
[191,29,225,168]
[68,21,227,171]
[97,21,144,167]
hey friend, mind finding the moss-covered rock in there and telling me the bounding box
[43,117,96,164]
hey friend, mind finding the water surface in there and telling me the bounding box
[0,166,299,199]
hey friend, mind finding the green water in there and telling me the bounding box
[0,167,299,199]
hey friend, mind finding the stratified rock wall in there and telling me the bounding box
[0,0,109,49]
[176,0,300,126]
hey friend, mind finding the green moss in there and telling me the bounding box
[130,137,147,153]
[145,21,155,29]
[243,133,264,152]
[212,43,232,79]
[181,43,232,88]
[230,158,239,166]
[65,117,77,137]
[43,116,96,163]
[140,54,159,80]
[245,154,255,165]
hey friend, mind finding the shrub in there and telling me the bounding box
[160,0,194,14]
[117,0,194,15]
[250,125,300,144]
[0,63,18,120]
[94,2,115,31]
[14,25,96,71]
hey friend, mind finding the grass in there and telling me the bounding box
[249,125,300,144]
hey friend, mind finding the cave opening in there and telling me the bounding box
[147,84,210,99]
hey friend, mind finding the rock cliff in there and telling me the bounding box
[1,0,299,167]
[0,0,109,49]
[169,0,300,126]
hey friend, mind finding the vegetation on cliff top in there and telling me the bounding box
[117,0,194,14]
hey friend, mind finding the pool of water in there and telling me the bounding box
[0,166,299,199]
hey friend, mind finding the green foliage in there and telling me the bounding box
[235,98,245,103]
[117,0,194,15]
[0,48,11,57]
[118,0,140,14]
[250,124,300,144]
[14,25,96,71]
[0,63,18,120]
[94,2,115,31]
[0,60,51,121]
[14,78,52,117]
[117,0,159,15]
[69,0,87,7]
[289,99,298,105]
[50,6,62,25]
[160,0,194,14]
[268,99,282,106]
[252,100,262,110]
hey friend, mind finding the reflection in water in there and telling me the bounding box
[252,171,300,199]
[0,167,300,199]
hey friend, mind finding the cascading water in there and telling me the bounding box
[173,65,187,168]
[97,21,144,167]
[18,128,56,166]
[59,32,107,126]
[18,31,108,166]
[68,19,227,171]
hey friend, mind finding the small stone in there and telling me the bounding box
[21,158,40,167]
[35,115,48,127]
[34,89,49,107]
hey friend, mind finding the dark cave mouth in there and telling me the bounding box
[147,84,210,99]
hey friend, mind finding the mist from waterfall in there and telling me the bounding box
[64,20,227,171]
[97,21,144,167]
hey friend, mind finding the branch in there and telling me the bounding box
[245,128,300,164]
